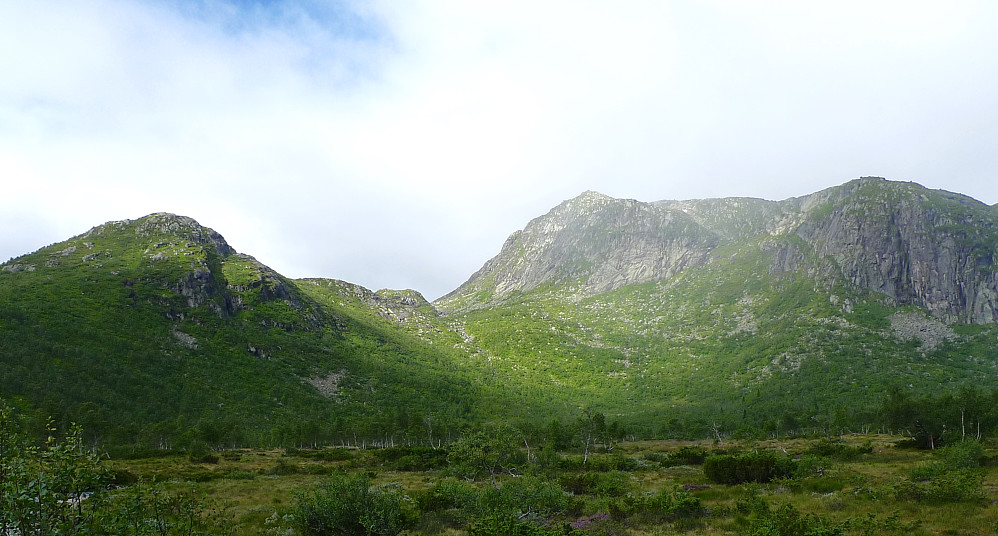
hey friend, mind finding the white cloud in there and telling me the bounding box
[2,1,998,298]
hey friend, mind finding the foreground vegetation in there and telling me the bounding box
[6,404,998,536]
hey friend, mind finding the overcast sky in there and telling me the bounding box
[3,1,998,300]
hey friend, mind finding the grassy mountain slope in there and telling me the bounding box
[438,178,998,436]
[3,178,998,445]
[0,214,498,447]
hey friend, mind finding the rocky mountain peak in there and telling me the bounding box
[82,212,235,256]
[436,193,719,313]
[439,179,998,324]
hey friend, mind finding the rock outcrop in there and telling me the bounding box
[437,191,719,312]
[789,178,998,324]
[437,179,998,324]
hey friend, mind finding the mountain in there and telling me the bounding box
[0,213,504,447]
[434,178,998,435]
[3,178,998,445]
[439,178,998,324]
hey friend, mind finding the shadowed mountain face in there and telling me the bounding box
[438,178,998,324]
[3,178,998,445]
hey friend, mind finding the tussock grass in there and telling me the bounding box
[108,435,998,535]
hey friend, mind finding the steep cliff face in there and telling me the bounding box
[436,191,719,312]
[791,178,998,323]
[438,179,998,324]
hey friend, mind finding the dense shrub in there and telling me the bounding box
[268,458,301,475]
[290,472,417,536]
[0,410,229,536]
[893,468,982,503]
[188,450,220,464]
[805,441,872,460]
[702,451,796,484]
[479,475,569,518]
[372,445,449,471]
[643,449,703,466]
[414,478,479,513]
[556,453,638,472]
[559,471,632,497]
[646,486,704,522]
[583,453,639,472]
[748,503,843,536]
[939,440,984,470]
[894,441,984,503]
[287,446,355,462]
[466,514,582,536]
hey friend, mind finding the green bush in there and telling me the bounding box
[559,471,631,497]
[663,446,709,466]
[805,441,872,461]
[187,443,219,464]
[314,448,355,461]
[290,472,417,536]
[703,451,796,484]
[895,441,984,502]
[939,441,983,471]
[268,458,301,475]
[646,486,704,522]
[479,475,569,518]
[893,468,982,503]
[414,478,479,513]
[582,453,639,472]
[372,445,449,471]
[466,514,582,536]
[0,404,231,536]
[748,503,843,536]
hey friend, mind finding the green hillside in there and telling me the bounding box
[3,179,998,448]
[0,214,500,448]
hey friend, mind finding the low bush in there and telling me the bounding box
[268,458,301,475]
[558,471,631,497]
[583,454,639,472]
[894,441,984,503]
[372,445,449,471]
[806,441,873,460]
[290,472,417,536]
[893,468,982,503]
[703,451,796,484]
[466,514,582,536]
[663,446,709,466]
[187,448,219,464]
[479,475,569,518]
[646,486,704,522]
[414,478,479,513]
[748,503,844,536]
[315,447,355,461]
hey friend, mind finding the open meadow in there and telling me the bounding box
[101,434,998,535]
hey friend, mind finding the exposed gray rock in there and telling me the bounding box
[789,178,998,324]
[438,191,719,312]
[437,179,998,324]
[172,329,199,349]
[133,213,234,255]
[889,312,957,351]
[1,263,35,273]
[305,371,345,398]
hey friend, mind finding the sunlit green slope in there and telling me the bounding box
[3,178,998,445]
[439,178,998,436]
[0,214,498,447]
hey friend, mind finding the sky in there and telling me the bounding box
[2,1,998,300]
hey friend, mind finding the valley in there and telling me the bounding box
[4,177,998,533]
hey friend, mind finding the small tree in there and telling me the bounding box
[448,425,526,489]
[291,472,416,536]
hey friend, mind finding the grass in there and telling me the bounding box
[104,435,998,535]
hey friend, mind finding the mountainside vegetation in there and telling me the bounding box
[2,178,998,449]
